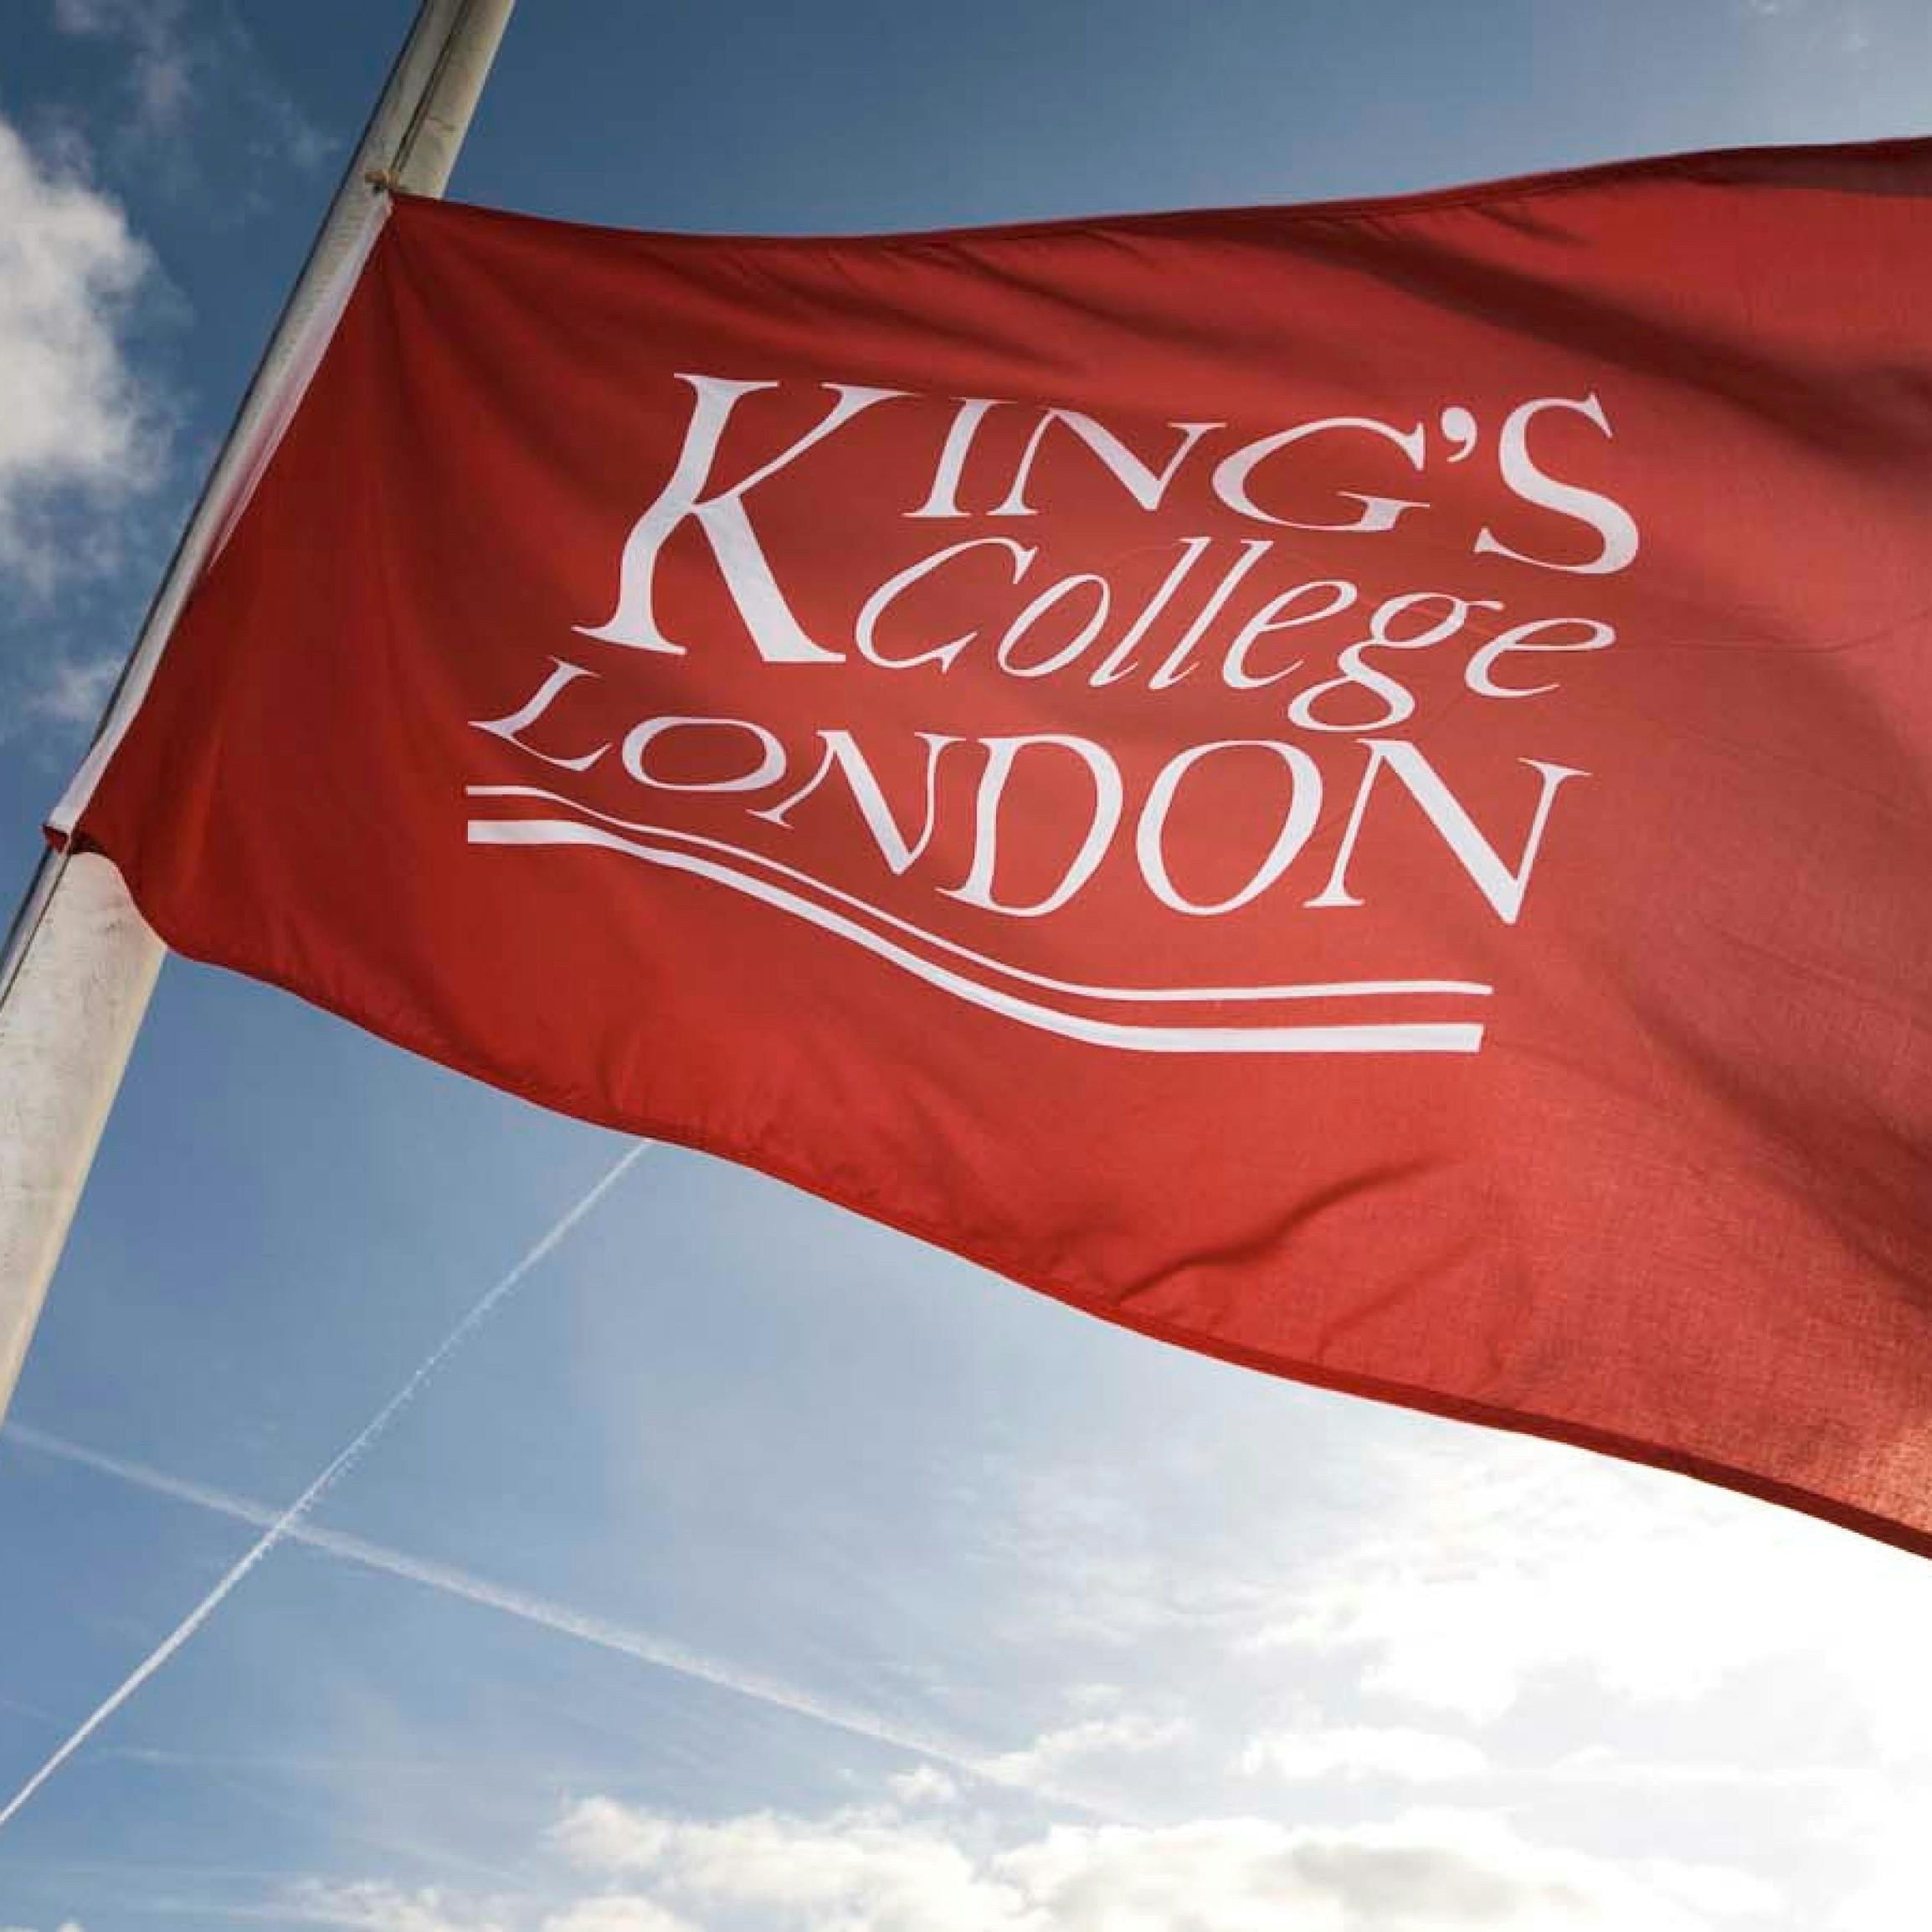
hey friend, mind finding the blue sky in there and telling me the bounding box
[4,2,1932,1928]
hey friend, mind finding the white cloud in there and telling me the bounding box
[975,1709,1186,1790]
[551,1801,673,1873]
[999,1811,1741,1932]
[277,1883,516,1932]
[889,1765,962,1806]
[1544,1744,1865,1796]
[54,0,330,177]
[0,112,160,591]
[1816,1787,1932,1932]
[555,1797,1031,1931]
[54,0,195,141]
[22,650,119,728]
[1246,1434,1932,1734]
[52,0,123,25]
[1240,1724,1489,1785]
[1644,1863,1783,1921]
[539,1903,697,1932]
[547,1793,1765,1932]
[1059,1682,1125,1712]
[49,0,328,184]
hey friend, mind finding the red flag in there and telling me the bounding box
[63,140,1932,1554]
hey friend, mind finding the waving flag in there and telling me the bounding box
[57,139,1932,1554]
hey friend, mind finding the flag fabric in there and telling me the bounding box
[59,139,1932,1554]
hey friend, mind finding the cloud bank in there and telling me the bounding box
[276,1791,1775,1932]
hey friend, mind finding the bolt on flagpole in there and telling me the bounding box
[0,0,517,1425]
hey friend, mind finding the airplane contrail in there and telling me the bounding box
[0,1140,652,1835]
[4,1418,994,1783]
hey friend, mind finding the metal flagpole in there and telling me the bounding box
[0,0,518,1425]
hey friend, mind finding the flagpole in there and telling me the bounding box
[0,0,517,1425]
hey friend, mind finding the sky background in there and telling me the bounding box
[4,2,1932,1928]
